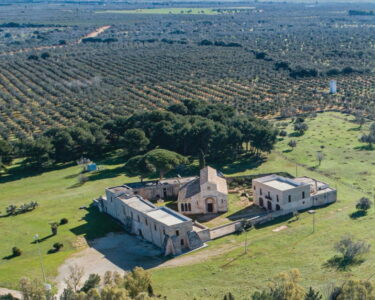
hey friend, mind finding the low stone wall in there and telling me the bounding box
[209,220,243,240]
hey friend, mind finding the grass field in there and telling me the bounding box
[1,112,375,299]
[95,7,255,15]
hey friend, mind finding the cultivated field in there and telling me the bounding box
[1,112,375,299]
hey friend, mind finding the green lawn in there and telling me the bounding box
[95,7,255,15]
[1,112,375,299]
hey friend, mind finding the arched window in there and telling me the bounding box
[188,203,191,211]
[181,203,185,212]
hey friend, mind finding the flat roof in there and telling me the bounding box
[118,195,156,213]
[147,207,189,226]
[116,194,190,226]
[265,179,298,191]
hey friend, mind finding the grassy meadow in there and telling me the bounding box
[0,112,375,299]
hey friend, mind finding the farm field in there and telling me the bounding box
[4,2,375,140]
[1,112,375,299]
[96,7,256,15]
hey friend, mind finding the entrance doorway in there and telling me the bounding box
[267,201,272,210]
[207,203,213,212]
[259,197,264,207]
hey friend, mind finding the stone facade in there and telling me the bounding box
[177,166,228,215]
[96,185,203,256]
[252,175,336,212]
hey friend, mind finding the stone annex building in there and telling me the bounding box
[252,174,337,212]
[96,166,228,255]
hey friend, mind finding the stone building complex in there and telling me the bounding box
[252,174,336,212]
[95,166,228,255]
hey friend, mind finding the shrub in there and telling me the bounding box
[53,242,63,252]
[334,235,371,264]
[12,247,22,257]
[60,218,68,225]
[356,197,372,211]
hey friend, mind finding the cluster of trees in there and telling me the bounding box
[106,100,278,166]
[2,267,159,300]
[360,123,375,149]
[81,37,118,44]
[240,269,375,300]
[1,100,277,172]
[198,40,242,47]
[2,202,38,217]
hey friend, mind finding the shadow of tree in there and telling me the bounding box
[283,149,293,153]
[88,165,126,182]
[323,255,365,271]
[70,205,123,241]
[0,162,74,184]
[31,234,54,244]
[288,131,303,137]
[348,127,361,132]
[214,155,266,175]
[354,145,374,151]
[2,254,19,260]
[350,210,367,219]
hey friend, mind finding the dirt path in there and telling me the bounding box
[0,288,22,299]
[78,25,111,43]
[1,25,111,56]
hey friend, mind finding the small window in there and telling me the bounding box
[188,203,191,211]
[181,239,184,246]
[268,191,270,197]
[276,195,279,202]
[288,195,291,203]
[260,188,262,195]
[154,224,157,231]
[137,215,140,222]
[181,203,185,212]
[163,229,166,235]
[145,218,148,225]
[176,230,179,236]
[302,191,305,199]
[302,201,305,204]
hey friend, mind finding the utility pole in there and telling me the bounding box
[34,234,46,283]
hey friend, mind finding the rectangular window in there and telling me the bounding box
[181,239,184,246]
[260,188,262,195]
[154,224,157,231]
[276,195,279,202]
[288,195,291,202]
[302,191,305,199]
[176,230,179,236]
[137,215,140,222]
[145,218,148,225]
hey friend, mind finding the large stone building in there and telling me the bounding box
[177,166,228,215]
[252,174,336,212]
[96,185,204,256]
[95,166,228,254]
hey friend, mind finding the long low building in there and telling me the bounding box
[252,174,336,212]
[95,185,204,256]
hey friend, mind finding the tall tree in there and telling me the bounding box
[144,149,188,179]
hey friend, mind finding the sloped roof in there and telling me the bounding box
[200,166,228,194]
[179,178,201,200]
